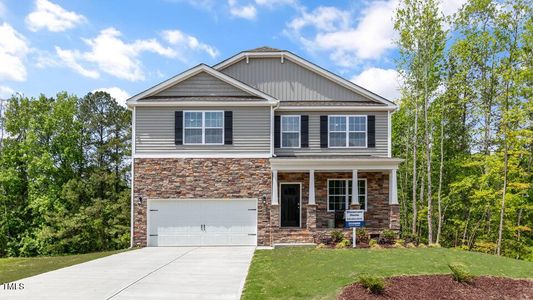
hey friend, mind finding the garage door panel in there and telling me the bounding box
[148,199,257,246]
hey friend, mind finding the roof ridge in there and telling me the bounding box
[246,46,283,52]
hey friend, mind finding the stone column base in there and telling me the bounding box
[389,204,400,230]
[306,205,317,230]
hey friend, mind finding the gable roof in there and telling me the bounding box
[214,49,397,109]
[127,64,278,106]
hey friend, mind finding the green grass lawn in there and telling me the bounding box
[0,249,127,284]
[242,247,533,300]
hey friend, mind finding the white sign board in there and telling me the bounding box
[345,210,364,222]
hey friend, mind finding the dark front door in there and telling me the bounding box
[280,183,300,227]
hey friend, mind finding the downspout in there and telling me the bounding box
[130,105,136,248]
[269,101,280,246]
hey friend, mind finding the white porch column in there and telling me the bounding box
[272,170,279,205]
[352,169,359,205]
[309,170,315,205]
[389,169,398,205]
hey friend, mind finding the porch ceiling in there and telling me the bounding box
[270,156,403,171]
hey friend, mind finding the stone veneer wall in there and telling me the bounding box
[272,171,397,244]
[133,158,272,246]
[315,172,391,230]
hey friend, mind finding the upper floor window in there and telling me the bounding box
[328,115,367,148]
[184,111,223,145]
[281,115,300,148]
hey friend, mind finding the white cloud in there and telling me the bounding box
[440,0,467,17]
[92,87,130,107]
[0,22,29,82]
[285,2,397,67]
[0,85,14,98]
[161,29,219,58]
[55,46,99,79]
[0,1,6,18]
[26,0,86,32]
[228,0,257,20]
[255,0,297,8]
[351,67,401,101]
[57,27,177,81]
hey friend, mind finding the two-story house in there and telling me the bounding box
[127,47,402,247]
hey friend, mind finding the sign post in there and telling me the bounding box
[345,210,365,248]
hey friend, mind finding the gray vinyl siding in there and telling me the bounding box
[221,58,375,102]
[135,106,270,154]
[154,72,252,97]
[275,111,389,157]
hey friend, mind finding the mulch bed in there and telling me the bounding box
[339,275,533,300]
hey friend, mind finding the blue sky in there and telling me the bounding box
[0,0,465,105]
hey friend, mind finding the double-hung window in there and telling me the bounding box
[184,111,223,144]
[328,115,367,148]
[327,179,367,211]
[281,115,300,148]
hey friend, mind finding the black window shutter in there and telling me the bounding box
[175,111,183,145]
[224,111,233,145]
[274,116,281,148]
[320,116,328,148]
[301,115,309,148]
[368,115,376,148]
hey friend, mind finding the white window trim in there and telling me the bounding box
[280,115,301,149]
[327,178,367,212]
[183,110,224,145]
[327,115,367,148]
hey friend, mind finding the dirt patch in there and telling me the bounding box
[339,275,533,300]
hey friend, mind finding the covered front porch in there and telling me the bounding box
[268,157,402,245]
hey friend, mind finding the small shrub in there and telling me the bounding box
[396,239,405,245]
[406,242,417,248]
[316,243,328,249]
[369,239,381,249]
[356,228,370,243]
[392,242,404,248]
[448,262,474,284]
[401,232,418,244]
[378,229,397,245]
[418,243,427,248]
[331,230,345,243]
[335,239,351,249]
[428,243,441,248]
[358,275,386,294]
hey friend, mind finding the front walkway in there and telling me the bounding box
[1,247,255,300]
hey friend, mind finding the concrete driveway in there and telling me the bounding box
[1,247,255,300]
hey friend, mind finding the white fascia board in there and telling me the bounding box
[134,153,272,159]
[270,158,403,171]
[126,64,278,106]
[129,101,276,107]
[214,52,397,109]
[277,106,396,112]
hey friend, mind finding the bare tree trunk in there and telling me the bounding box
[462,209,471,246]
[497,143,508,256]
[424,78,433,245]
[411,100,419,235]
[436,115,444,244]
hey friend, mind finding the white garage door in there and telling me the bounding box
[148,199,257,246]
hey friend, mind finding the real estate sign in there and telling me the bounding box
[345,210,365,228]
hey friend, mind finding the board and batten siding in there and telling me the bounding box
[275,111,389,157]
[154,72,253,97]
[221,58,373,102]
[135,106,270,154]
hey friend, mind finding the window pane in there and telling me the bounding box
[349,116,366,131]
[349,132,366,147]
[330,132,346,147]
[282,132,299,147]
[282,116,300,132]
[329,116,346,131]
[184,112,202,128]
[205,112,223,127]
[328,180,346,211]
[184,128,202,144]
[358,179,366,210]
[205,128,223,144]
